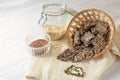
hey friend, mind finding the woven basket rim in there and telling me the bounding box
[67,8,115,58]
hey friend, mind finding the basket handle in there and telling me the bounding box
[66,7,78,16]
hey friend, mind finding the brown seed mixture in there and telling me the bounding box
[64,65,85,77]
[30,39,48,48]
[57,20,110,62]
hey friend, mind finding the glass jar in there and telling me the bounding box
[39,3,68,40]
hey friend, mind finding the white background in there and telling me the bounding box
[0,0,120,80]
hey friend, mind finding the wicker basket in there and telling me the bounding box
[67,8,115,58]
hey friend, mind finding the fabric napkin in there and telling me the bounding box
[25,22,120,80]
[25,38,119,80]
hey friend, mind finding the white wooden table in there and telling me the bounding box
[0,0,120,80]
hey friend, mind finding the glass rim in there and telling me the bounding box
[43,3,67,16]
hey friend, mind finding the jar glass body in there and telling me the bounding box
[39,3,68,40]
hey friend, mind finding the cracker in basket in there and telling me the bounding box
[58,20,112,62]
[66,8,115,60]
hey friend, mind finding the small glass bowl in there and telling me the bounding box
[25,32,51,56]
